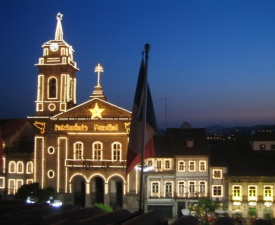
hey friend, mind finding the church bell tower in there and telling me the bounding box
[35,13,79,116]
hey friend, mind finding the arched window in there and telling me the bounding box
[93,142,103,160]
[26,162,33,174]
[9,161,16,173]
[48,77,57,98]
[17,161,24,174]
[112,142,122,161]
[74,142,83,159]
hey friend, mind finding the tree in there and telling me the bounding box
[15,182,56,202]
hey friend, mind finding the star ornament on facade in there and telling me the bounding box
[89,103,105,119]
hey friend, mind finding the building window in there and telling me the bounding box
[199,161,206,172]
[213,169,222,179]
[199,181,207,194]
[16,180,23,193]
[93,142,103,160]
[260,144,266,150]
[74,142,83,159]
[188,181,196,194]
[147,159,153,167]
[9,161,16,173]
[248,186,257,200]
[26,179,33,184]
[178,161,185,172]
[164,160,170,169]
[48,146,55,154]
[233,186,241,197]
[264,186,273,201]
[17,161,24,174]
[47,170,55,178]
[178,181,185,195]
[189,161,196,172]
[156,160,162,169]
[151,182,160,196]
[112,142,122,161]
[212,185,223,197]
[271,144,275,150]
[187,139,194,148]
[8,179,15,195]
[48,77,57,98]
[26,162,33,174]
[0,177,5,188]
[165,182,173,197]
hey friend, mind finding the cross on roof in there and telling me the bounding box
[94,63,104,87]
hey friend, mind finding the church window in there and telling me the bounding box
[93,142,103,160]
[9,161,16,173]
[17,161,24,174]
[74,142,83,159]
[48,77,57,98]
[26,162,33,174]
[112,142,122,161]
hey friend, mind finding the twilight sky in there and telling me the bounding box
[1,0,275,128]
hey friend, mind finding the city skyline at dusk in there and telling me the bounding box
[1,0,275,128]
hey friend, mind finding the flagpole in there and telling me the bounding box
[138,43,150,212]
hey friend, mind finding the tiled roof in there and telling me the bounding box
[154,128,211,158]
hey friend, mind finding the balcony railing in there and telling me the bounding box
[65,159,126,168]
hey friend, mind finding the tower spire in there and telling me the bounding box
[55,12,63,41]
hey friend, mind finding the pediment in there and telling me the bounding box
[54,98,131,119]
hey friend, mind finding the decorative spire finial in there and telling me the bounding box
[55,12,64,41]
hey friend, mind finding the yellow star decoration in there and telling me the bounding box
[89,103,105,119]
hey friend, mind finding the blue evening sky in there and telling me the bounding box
[1,0,275,128]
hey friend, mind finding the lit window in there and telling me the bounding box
[93,142,103,160]
[152,182,159,195]
[178,181,185,194]
[26,162,33,174]
[74,142,83,159]
[156,160,162,169]
[264,186,272,201]
[249,186,257,197]
[16,180,23,193]
[233,186,241,197]
[213,169,222,179]
[147,159,153,167]
[199,181,206,194]
[178,161,185,172]
[112,142,122,161]
[189,161,196,172]
[9,161,16,173]
[189,181,196,194]
[17,161,24,174]
[212,185,223,197]
[8,179,15,195]
[165,160,170,169]
[199,161,206,172]
[165,182,173,197]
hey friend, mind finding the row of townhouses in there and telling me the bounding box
[1,13,275,219]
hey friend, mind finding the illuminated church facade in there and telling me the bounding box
[27,13,139,209]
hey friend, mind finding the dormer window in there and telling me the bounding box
[186,139,194,148]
